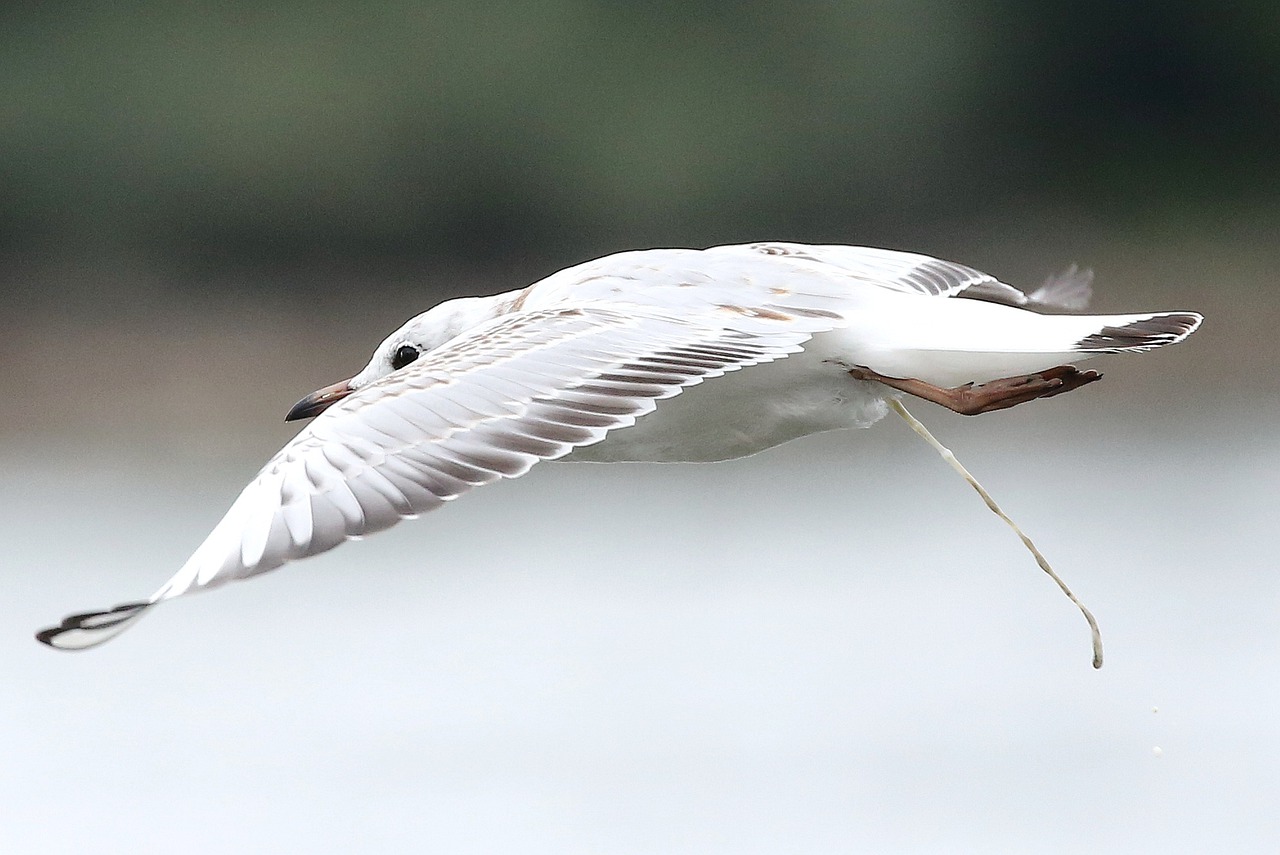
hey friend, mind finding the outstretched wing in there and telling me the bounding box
[38,304,845,649]
[507,243,1086,320]
[727,242,1019,301]
[714,243,1092,311]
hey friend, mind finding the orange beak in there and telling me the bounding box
[285,379,354,422]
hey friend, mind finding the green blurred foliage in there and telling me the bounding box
[1,0,1277,281]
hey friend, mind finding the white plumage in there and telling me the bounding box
[37,243,1202,649]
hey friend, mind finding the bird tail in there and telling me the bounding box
[1072,311,1202,353]
[843,305,1203,388]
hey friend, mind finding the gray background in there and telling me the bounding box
[4,2,1278,852]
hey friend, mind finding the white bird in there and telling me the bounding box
[37,243,1202,650]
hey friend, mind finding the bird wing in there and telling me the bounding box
[513,242,1034,318]
[719,244,1098,311]
[38,303,847,649]
[723,242,1032,303]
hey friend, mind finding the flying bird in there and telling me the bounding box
[37,243,1202,650]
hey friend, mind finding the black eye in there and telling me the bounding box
[391,344,420,370]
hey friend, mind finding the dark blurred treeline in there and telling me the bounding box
[2,0,1278,298]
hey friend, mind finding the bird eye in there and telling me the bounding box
[391,344,420,370]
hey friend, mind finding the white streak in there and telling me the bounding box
[889,398,1105,670]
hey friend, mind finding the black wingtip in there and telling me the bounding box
[36,601,153,651]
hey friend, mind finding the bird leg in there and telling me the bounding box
[847,364,1102,415]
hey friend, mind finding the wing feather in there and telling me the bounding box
[523,242,1034,310]
[730,243,1028,303]
[137,305,833,608]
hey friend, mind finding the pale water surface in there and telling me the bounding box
[4,409,1277,853]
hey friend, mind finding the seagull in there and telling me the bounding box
[37,242,1202,650]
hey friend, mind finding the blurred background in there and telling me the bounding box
[3,2,1277,852]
